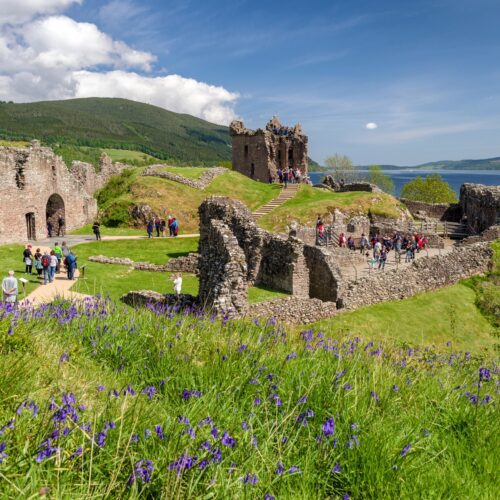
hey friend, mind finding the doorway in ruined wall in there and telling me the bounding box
[25,213,36,240]
[46,194,65,236]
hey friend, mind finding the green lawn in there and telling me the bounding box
[102,148,160,164]
[307,283,498,353]
[248,285,290,304]
[70,225,146,236]
[258,185,406,232]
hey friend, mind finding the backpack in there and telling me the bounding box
[41,255,50,268]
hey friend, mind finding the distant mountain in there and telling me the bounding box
[359,158,500,171]
[0,98,232,164]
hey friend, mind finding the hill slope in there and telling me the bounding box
[0,98,231,164]
[360,157,500,171]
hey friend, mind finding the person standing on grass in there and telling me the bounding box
[47,221,53,238]
[172,273,182,296]
[49,251,58,283]
[23,244,33,274]
[2,271,18,304]
[147,220,154,238]
[34,248,43,280]
[92,221,102,241]
[41,251,51,285]
[53,242,63,273]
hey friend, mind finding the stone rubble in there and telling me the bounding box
[142,166,227,189]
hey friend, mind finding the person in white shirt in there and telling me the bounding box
[172,274,182,296]
[49,251,58,283]
[2,271,18,304]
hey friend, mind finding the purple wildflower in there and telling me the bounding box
[155,425,165,440]
[221,431,236,448]
[211,426,219,439]
[401,443,411,457]
[297,395,308,405]
[178,415,190,425]
[479,367,491,382]
[322,417,335,437]
[251,435,258,448]
[254,397,261,406]
[264,495,275,500]
[169,452,197,475]
[288,466,301,474]
[276,462,284,476]
[69,447,83,459]
[370,391,379,401]
[143,386,157,400]
[59,352,70,364]
[343,383,351,391]
[128,459,154,485]
[242,473,258,485]
[0,442,7,463]
[332,463,341,474]
[392,385,399,392]
[187,427,196,439]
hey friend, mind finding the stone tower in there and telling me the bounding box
[230,117,308,182]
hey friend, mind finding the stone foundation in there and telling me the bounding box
[142,166,226,189]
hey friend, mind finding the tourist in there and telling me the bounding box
[283,168,289,188]
[23,244,33,274]
[49,250,58,282]
[338,233,347,248]
[65,251,77,280]
[317,221,325,245]
[2,271,18,304]
[155,217,161,237]
[58,216,65,236]
[92,221,102,241]
[378,247,388,271]
[147,220,154,238]
[360,233,369,254]
[172,273,182,296]
[277,168,283,184]
[171,217,179,237]
[366,252,377,273]
[347,236,356,251]
[167,215,174,236]
[160,219,167,237]
[47,220,53,238]
[34,248,43,280]
[405,243,413,263]
[373,239,382,261]
[53,242,63,273]
[41,251,51,285]
[62,241,70,258]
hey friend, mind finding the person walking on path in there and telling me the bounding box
[58,216,65,237]
[47,221,53,238]
[65,251,77,280]
[23,245,33,274]
[147,220,154,238]
[34,248,43,280]
[2,271,18,305]
[155,217,161,237]
[170,217,179,237]
[49,251,58,283]
[53,242,63,273]
[62,241,70,258]
[41,251,51,285]
[92,222,102,241]
[378,247,388,271]
[172,273,182,296]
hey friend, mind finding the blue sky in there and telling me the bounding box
[1,0,500,165]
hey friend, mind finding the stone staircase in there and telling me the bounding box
[252,184,300,219]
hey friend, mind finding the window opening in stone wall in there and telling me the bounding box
[46,193,65,236]
[25,213,36,240]
[288,148,294,166]
[244,145,249,157]
[15,161,26,189]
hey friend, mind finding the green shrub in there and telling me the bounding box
[100,200,134,227]
[96,169,137,208]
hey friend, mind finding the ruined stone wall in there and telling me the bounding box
[230,118,308,183]
[399,198,461,221]
[198,219,248,315]
[0,142,97,243]
[338,242,492,310]
[142,165,226,189]
[256,235,309,297]
[460,183,500,233]
[304,246,342,302]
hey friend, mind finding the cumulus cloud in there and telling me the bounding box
[0,1,239,124]
[0,0,82,24]
[74,71,239,124]
[365,122,378,130]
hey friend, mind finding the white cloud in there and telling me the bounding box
[0,0,82,24]
[74,71,239,124]
[365,122,378,130]
[0,5,239,124]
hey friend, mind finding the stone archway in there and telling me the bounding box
[46,193,65,236]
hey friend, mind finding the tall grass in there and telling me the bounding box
[0,298,498,498]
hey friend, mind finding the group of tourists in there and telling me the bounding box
[147,216,179,238]
[276,167,304,186]
[271,125,294,137]
[22,241,78,284]
[47,216,65,238]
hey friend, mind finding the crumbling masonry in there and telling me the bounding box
[230,117,308,182]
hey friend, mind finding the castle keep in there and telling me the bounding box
[230,117,308,182]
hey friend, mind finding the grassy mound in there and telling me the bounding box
[259,185,407,232]
[0,299,497,498]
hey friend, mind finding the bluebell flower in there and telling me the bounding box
[401,443,411,457]
[479,367,491,382]
[169,452,197,475]
[0,442,7,463]
[322,417,335,437]
[392,385,399,392]
[155,425,165,440]
[254,397,261,406]
[276,462,284,476]
[69,447,83,459]
[288,466,301,474]
[221,431,236,448]
[128,459,154,485]
[332,463,341,474]
[242,473,258,485]
[297,395,308,405]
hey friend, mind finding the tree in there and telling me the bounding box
[401,174,457,203]
[368,165,395,194]
[324,154,358,183]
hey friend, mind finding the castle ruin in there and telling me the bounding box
[0,142,131,243]
[230,117,308,182]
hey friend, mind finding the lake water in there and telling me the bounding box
[308,170,500,197]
